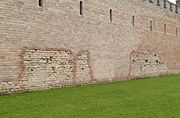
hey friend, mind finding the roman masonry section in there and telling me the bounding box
[0,0,180,95]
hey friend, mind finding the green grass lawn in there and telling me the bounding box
[0,75,180,118]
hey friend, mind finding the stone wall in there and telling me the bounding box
[130,50,168,79]
[0,0,180,94]
[24,49,75,88]
[0,48,92,95]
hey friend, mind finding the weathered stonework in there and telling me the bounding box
[0,0,180,95]
[130,50,169,79]
[76,51,92,84]
[0,49,93,95]
[24,49,75,88]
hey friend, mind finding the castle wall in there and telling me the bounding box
[0,0,180,95]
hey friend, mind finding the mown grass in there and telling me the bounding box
[0,75,180,118]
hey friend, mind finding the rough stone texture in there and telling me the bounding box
[0,49,92,95]
[76,51,92,84]
[24,49,75,88]
[130,50,169,79]
[0,0,180,94]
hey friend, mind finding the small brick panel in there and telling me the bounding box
[130,50,168,79]
[0,49,92,95]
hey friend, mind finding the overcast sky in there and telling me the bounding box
[169,0,176,3]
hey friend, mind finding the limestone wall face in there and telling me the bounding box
[0,0,180,94]
[130,51,169,79]
[24,49,75,88]
[0,48,92,94]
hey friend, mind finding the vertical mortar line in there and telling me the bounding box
[18,48,25,81]
[87,51,94,82]
[71,51,77,85]
[128,51,134,80]
[82,1,84,83]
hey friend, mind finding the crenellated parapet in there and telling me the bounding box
[176,0,180,6]
[147,0,179,13]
